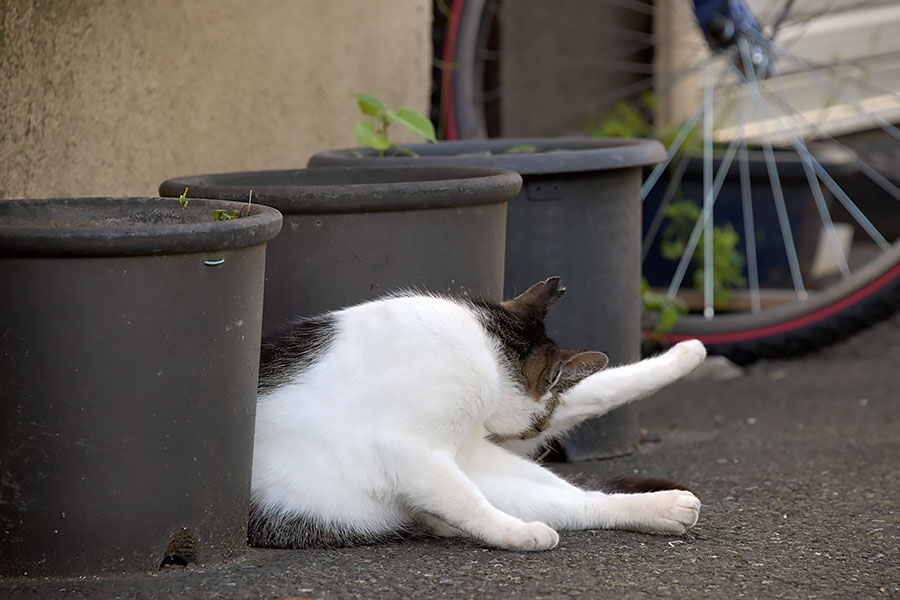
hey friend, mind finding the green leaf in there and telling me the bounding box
[393,106,437,142]
[657,305,680,332]
[354,121,390,151]
[352,92,384,117]
[209,208,241,221]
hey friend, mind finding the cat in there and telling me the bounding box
[249,277,705,551]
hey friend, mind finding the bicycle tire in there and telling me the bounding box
[432,0,900,363]
[433,0,493,140]
[662,241,900,364]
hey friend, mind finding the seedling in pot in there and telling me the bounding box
[352,92,436,157]
[178,189,254,221]
[178,187,190,210]
[211,209,241,221]
[177,187,190,222]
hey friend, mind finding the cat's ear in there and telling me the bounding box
[548,350,609,389]
[501,277,566,320]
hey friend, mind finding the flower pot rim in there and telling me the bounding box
[160,165,523,215]
[0,197,283,257]
[307,136,667,175]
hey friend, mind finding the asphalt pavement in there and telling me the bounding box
[2,313,898,599]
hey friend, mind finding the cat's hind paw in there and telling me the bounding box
[493,521,559,551]
[638,490,701,535]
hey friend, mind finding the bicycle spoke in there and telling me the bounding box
[768,63,851,277]
[666,124,745,301]
[478,39,712,134]
[733,43,900,211]
[733,42,892,250]
[475,47,659,74]
[738,35,900,213]
[551,49,713,131]
[746,28,900,144]
[490,11,698,48]
[638,48,725,198]
[810,156,891,250]
[703,62,715,318]
[737,94,762,313]
[642,102,705,200]
[642,151,690,261]
[739,38,807,299]
[763,137,807,297]
[770,0,798,37]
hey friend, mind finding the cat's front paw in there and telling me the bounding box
[638,490,701,535]
[667,340,706,374]
[495,521,559,551]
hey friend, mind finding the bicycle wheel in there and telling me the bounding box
[433,0,900,363]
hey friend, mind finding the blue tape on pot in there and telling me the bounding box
[204,259,225,266]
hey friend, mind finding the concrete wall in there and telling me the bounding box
[0,0,432,198]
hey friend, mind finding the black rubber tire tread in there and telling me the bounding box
[708,270,900,365]
[430,0,449,133]
[431,0,492,140]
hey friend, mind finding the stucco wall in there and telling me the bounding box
[0,0,432,198]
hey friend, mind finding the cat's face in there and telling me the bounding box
[509,344,609,440]
[484,278,609,440]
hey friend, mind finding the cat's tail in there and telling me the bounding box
[598,476,697,497]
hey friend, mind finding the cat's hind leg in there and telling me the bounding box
[462,439,700,534]
[381,438,559,551]
[586,488,700,534]
[461,440,611,531]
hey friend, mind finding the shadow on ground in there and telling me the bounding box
[3,315,898,599]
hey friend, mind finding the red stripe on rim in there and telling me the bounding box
[660,260,900,345]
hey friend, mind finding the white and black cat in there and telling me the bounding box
[249,277,705,551]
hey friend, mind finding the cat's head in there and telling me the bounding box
[501,276,609,394]
[483,277,609,440]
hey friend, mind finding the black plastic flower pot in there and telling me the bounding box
[309,137,666,461]
[642,149,857,293]
[0,197,282,577]
[160,166,520,338]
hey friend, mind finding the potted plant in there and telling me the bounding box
[308,99,665,460]
[0,196,282,576]
[641,149,856,298]
[592,94,857,306]
[160,166,521,338]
